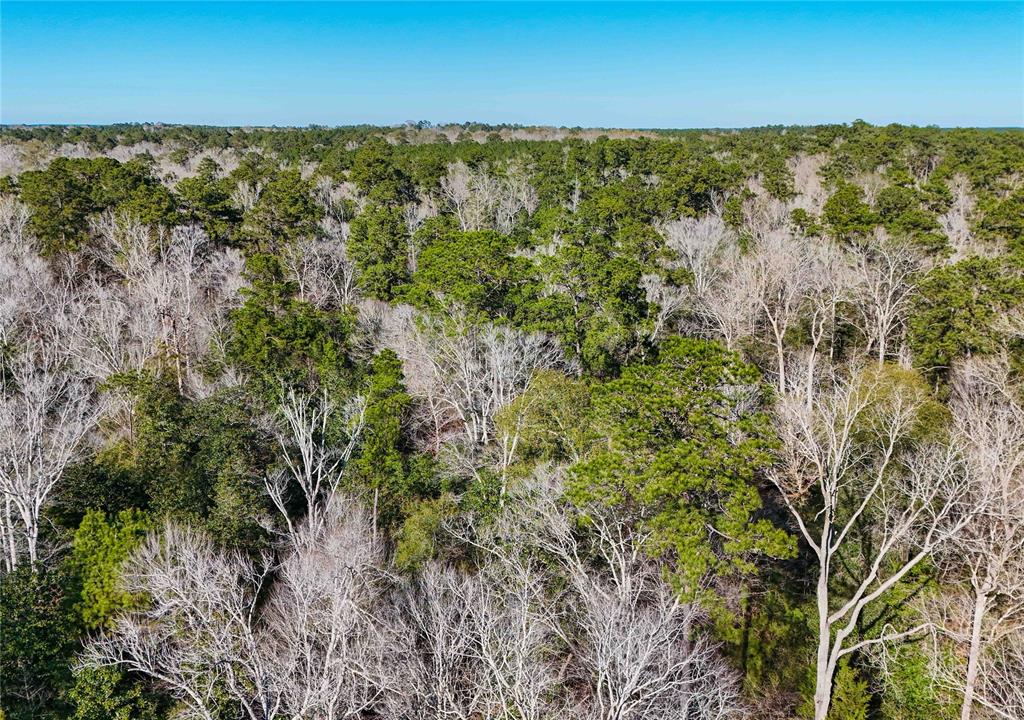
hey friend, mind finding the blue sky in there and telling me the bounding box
[1,2,1022,128]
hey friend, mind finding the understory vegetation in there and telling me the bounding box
[1,121,1022,720]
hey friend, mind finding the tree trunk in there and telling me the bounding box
[959,589,988,720]
[776,340,787,395]
[814,565,833,720]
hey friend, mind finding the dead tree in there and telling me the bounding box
[769,368,973,720]
[942,357,1024,720]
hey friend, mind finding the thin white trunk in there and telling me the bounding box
[960,590,988,720]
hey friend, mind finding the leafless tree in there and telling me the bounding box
[403,197,439,274]
[939,175,978,260]
[312,175,354,224]
[699,257,761,352]
[0,200,58,350]
[439,161,538,234]
[494,160,540,235]
[788,154,828,215]
[282,231,358,309]
[386,307,568,458]
[740,194,790,244]
[401,564,488,719]
[519,474,745,720]
[0,339,101,568]
[797,242,856,404]
[0,222,101,568]
[404,555,562,720]
[265,387,366,538]
[853,233,922,365]
[938,357,1024,720]
[661,214,734,300]
[85,498,404,720]
[744,230,818,393]
[263,501,403,720]
[641,272,687,343]
[457,536,564,720]
[0,196,31,248]
[769,368,973,720]
[975,636,1024,720]
[440,160,495,232]
[82,521,277,720]
[75,215,245,395]
[646,214,737,341]
[232,178,265,213]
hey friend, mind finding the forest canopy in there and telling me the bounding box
[1,121,1023,720]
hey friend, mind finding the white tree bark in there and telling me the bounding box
[770,369,973,720]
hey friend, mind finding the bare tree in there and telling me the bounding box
[265,387,366,537]
[403,197,439,274]
[281,231,358,309]
[0,196,31,249]
[521,474,745,720]
[439,161,538,234]
[853,233,922,365]
[940,357,1024,720]
[745,230,817,393]
[232,178,265,213]
[788,154,828,215]
[264,501,403,720]
[387,307,568,457]
[494,161,539,235]
[975,636,1024,720]
[769,368,973,720]
[82,522,277,720]
[0,201,58,350]
[401,565,488,719]
[84,498,402,720]
[739,194,790,244]
[0,336,101,568]
[699,257,761,352]
[76,215,244,395]
[798,242,856,404]
[646,214,736,342]
[939,175,978,260]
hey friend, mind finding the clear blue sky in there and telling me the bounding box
[2,2,1022,128]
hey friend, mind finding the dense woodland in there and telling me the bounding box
[0,121,1022,720]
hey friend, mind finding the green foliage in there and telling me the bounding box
[7,122,1024,718]
[711,582,814,692]
[527,212,652,375]
[799,660,870,720]
[496,370,592,464]
[175,162,240,245]
[228,252,351,390]
[52,443,151,531]
[0,566,81,720]
[349,138,414,204]
[908,256,1024,380]
[69,667,168,720]
[878,645,957,720]
[977,188,1024,255]
[348,204,409,300]
[570,338,794,598]
[827,662,870,720]
[823,182,878,241]
[17,157,177,254]
[394,496,457,571]
[875,184,945,253]
[126,375,272,546]
[242,168,321,249]
[350,350,438,528]
[70,509,150,629]
[411,229,532,316]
